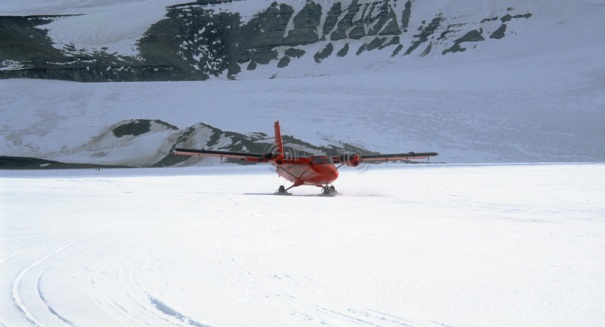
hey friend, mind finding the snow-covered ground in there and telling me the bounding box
[2,1,604,326]
[1,164,604,326]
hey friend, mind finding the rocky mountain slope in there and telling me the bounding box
[1,118,379,168]
[2,0,533,81]
[1,0,604,167]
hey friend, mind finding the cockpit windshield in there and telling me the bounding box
[311,156,333,164]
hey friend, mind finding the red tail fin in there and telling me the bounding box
[274,120,284,159]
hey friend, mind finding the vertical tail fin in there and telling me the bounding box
[274,120,284,159]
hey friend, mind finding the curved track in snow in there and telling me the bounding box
[8,242,76,326]
[1,165,604,326]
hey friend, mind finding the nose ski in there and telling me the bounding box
[274,184,337,196]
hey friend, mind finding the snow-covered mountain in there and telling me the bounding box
[2,0,539,81]
[18,118,371,168]
[1,0,604,166]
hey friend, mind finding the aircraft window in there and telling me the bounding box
[312,157,333,164]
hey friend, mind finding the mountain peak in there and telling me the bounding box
[1,0,538,82]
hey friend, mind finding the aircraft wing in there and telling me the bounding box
[359,152,438,162]
[173,148,272,163]
[332,152,438,166]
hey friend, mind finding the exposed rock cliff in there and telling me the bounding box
[1,0,532,81]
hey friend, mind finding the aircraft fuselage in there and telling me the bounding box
[273,156,339,187]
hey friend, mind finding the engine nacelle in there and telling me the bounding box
[340,153,361,167]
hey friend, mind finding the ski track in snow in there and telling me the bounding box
[86,236,203,326]
[211,214,441,326]
[1,164,604,326]
[1,1,604,326]
[37,267,76,326]
[10,241,76,327]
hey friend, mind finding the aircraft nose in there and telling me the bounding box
[327,165,338,179]
[313,163,339,183]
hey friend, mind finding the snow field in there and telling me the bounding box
[1,163,604,326]
[1,1,604,325]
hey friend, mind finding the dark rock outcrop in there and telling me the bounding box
[0,0,533,82]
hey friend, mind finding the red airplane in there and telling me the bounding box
[174,121,438,196]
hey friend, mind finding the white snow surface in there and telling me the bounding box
[2,1,605,326]
[1,164,604,326]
